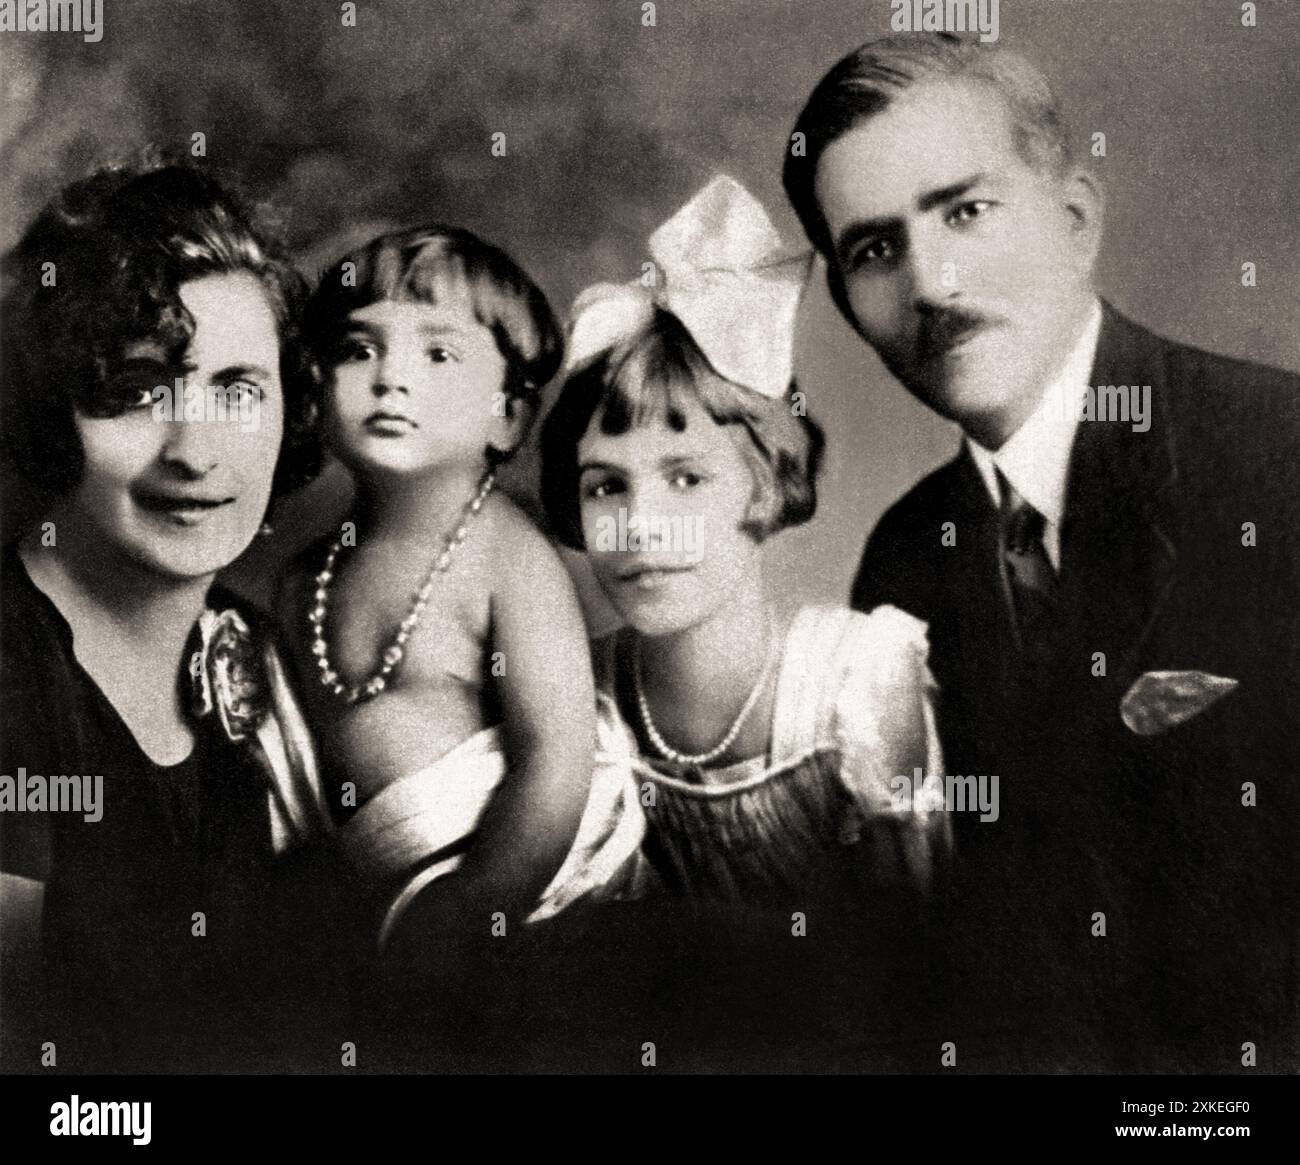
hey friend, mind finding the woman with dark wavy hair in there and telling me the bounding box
[0,159,333,1071]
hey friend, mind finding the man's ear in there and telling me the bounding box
[1061,168,1104,273]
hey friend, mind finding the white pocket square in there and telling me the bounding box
[1120,670,1240,736]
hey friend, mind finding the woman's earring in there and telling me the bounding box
[259,521,274,538]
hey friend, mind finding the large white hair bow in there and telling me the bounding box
[566,175,812,399]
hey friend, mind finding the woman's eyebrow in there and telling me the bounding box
[111,353,189,382]
[118,339,172,364]
[210,363,274,383]
[578,459,623,475]
[115,354,170,371]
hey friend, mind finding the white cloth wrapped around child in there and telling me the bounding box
[247,637,645,950]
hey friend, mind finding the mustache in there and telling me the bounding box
[915,308,999,359]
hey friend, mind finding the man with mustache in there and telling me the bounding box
[784,32,1300,1071]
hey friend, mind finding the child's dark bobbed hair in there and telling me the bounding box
[305,226,563,465]
[541,308,824,550]
[1,156,320,497]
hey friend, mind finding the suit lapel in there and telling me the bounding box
[1058,302,1179,687]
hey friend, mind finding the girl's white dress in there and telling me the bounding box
[593,604,951,902]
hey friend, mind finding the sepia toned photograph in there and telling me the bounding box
[1,0,1296,1142]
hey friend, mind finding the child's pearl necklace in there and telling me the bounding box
[307,472,496,705]
[633,617,779,768]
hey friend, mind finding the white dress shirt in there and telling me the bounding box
[965,299,1103,571]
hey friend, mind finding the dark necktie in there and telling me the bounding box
[996,468,1059,654]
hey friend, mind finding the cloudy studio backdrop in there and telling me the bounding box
[3,0,1296,627]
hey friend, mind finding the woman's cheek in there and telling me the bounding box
[224,390,281,483]
[250,419,284,504]
[260,390,286,459]
[77,414,159,493]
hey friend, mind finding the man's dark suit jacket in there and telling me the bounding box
[852,302,1300,1072]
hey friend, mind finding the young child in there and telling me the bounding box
[283,227,641,954]
[540,177,950,911]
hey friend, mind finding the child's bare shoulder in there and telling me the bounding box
[478,491,555,554]
[479,492,572,592]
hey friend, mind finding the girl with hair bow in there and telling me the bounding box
[541,176,951,916]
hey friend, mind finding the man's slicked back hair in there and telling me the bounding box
[783,32,1072,259]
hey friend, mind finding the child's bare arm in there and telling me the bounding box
[385,509,596,946]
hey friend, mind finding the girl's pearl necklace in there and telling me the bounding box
[633,615,780,768]
[307,472,496,705]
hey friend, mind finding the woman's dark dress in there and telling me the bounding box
[0,545,337,1072]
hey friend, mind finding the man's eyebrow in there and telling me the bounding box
[917,175,984,214]
[833,174,986,264]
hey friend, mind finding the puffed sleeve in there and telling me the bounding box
[828,604,951,891]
